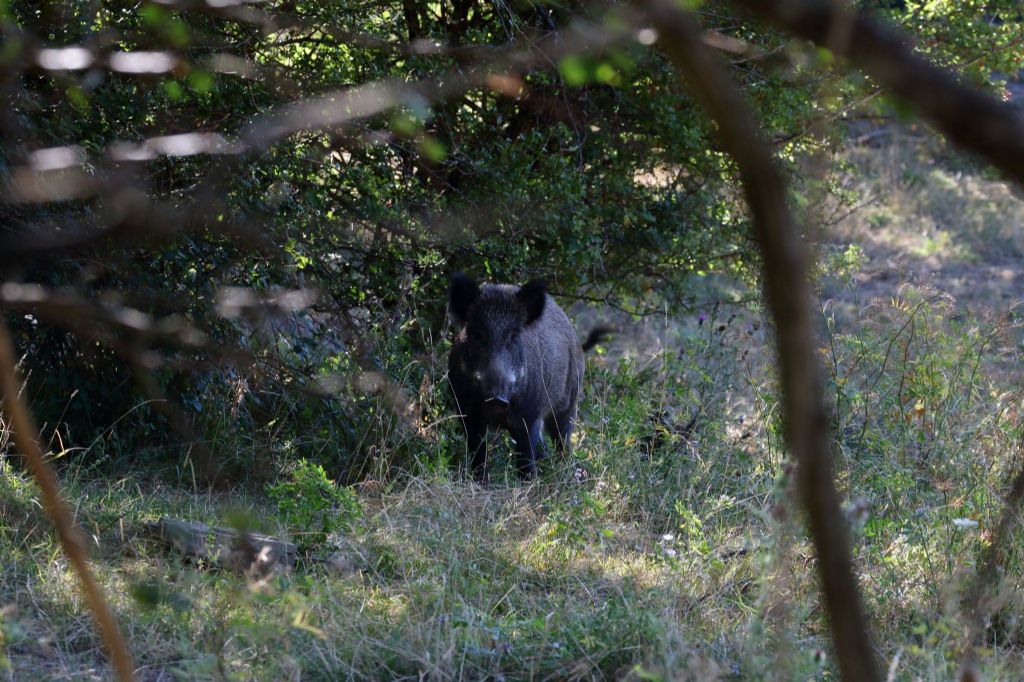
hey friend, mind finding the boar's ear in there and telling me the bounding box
[517,279,547,326]
[449,272,480,325]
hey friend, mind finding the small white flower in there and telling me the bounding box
[663,548,677,557]
[952,518,979,529]
[661,533,675,542]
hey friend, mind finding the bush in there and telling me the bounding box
[266,459,362,551]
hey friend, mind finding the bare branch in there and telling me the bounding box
[642,1,881,679]
[0,321,136,681]
[2,18,633,262]
[240,18,633,152]
[728,0,1024,186]
[0,182,277,265]
[0,281,433,484]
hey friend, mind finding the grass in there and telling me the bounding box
[5,131,1024,680]
[0,470,741,680]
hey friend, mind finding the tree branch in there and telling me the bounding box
[728,0,1024,186]
[643,1,881,679]
[0,321,136,681]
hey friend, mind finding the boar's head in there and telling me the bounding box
[448,272,546,408]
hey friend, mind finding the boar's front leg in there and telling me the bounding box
[545,405,576,457]
[460,412,489,484]
[456,405,487,481]
[511,418,546,480]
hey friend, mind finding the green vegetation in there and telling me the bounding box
[267,459,362,550]
[4,0,1024,679]
[7,145,1024,674]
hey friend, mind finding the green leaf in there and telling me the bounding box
[559,55,589,86]
[188,71,214,94]
[595,62,618,85]
[390,111,421,137]
[418,136,448,162]
[139,3,169,27]
[163,80,183,100]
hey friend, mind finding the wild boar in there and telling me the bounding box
[447,272,592,483]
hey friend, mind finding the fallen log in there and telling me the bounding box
[146,517,297,577]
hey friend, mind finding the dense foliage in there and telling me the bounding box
[3,0,1023,482]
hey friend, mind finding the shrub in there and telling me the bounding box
[266,459,362,551]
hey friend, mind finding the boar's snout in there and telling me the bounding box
[477,365,518,407]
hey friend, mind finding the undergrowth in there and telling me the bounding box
[4,136,1024,680]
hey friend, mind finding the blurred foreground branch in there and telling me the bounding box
[2,17,633,263]
[0,281,431,485]
[730,0,1024,187]
[961,452,1024,669]
[0,321,136,681]
[644,1,881,679]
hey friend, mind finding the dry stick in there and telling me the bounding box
[728,0,1024,186]
[0,321,136,681]
[643,1,881,680]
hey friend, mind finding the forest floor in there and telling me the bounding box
[4,132,1024,680]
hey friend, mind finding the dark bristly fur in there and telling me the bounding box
[447,273,585,483]
[581,325,614,352]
